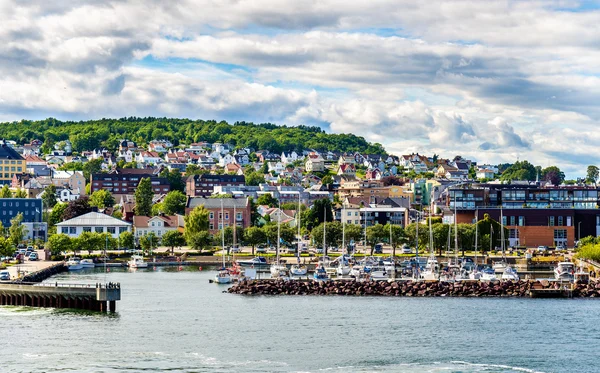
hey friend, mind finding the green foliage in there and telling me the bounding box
[243,226,267,254]
[256,193,278,207]
[541,166,565,185]
[89,189,115,209]
[384,223,407,249]
[48,202,67,226]
[161,230,186,252]
[156,190,186,215]
[311,221,343,248]
[14,189,26,198]
[41,184,58,209]
[404,223,429,251]
[0,236,14,258]
[134,177,153,216]
[586,165,599,185]
[184,205,210,250]
[321,175,333,186]
[9,213,27,245]
[74,231,105,255]
[0,118,385,156]
[47,234,73,255]
[82,158,103,181]
[0,185,12,198]
[263,223,296,246]
[140,232,159,254]
[63,196,92,220]
[119,231,135,250]
[303,198,333,231]
[245,171,265,186]
[500,160,538,181]
[159,168,185,192]
[366,224,387,253]
[344,224,363,245]
[575,243,600,261]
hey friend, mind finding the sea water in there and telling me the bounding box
[0,267,595,373]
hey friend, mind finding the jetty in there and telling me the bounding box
[228,279,600,298]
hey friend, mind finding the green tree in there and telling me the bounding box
[134,177,153,216]
[263,223,296,247]
[63,196,92,220]
[48,202,68,226]
[139,232,159,254]
[184,205,210,250]
[384,223,407,255]
[74,231,100,255]
[321,175,333,186]
[404,222,429,253]
[0,185,12,198]
[344,224,363,247]
[159,190,187,215]
[47,234,73,256]
[310,221,343,251]
[245,171,266,186]
[89,189,115,209]
[244,226,266,255]
[119,231,135,250]
[82,158,103,181]
[160,168,185,192]
[587,165,599,185]
[14,189,27,198]
[541,166,565,186]
[500,160,538,181]
[0,236,14,258]
[9,213,27,246]
[162,230,186,254]
[366,224,387,255]
[41,184,58,209]
[256,193,278,207]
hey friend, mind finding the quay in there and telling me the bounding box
[0,282,121,312]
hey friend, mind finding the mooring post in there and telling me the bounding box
[109,300,116,313]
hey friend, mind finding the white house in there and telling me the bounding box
[476,169,495,179]
[218,154,236,167]
[268,161,286,174]
[305,154,325,172]
[136,151,162,166]
[56,212,131,238]
[132,215,182,239]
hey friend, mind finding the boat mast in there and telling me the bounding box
[277,199,281,264]
[454,191,459,260]
[500,206,505,260]
[429,190,434,255]
[474,209,478,266]
[342,205,346,257]
[297,192,301,260]
[233,204,237,262]
[323,204,327,259]
[221,200,225,268]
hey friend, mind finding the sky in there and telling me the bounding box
[1,0,600,177]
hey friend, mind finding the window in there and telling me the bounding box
[225,212,229,220]
[107,227,116,234]
[83,227,92,232]
[554,229,567,239]
[119,227,128,234]
[209,223,214,230]
[558,216,563,226]
[510,216,515,226]
[502,216,507,226]
[69,227,76,234]
[95,227,104,233]
[549,216,555,226]
[567,216,572,227]
[61,227,68,234]
[151,222,155,227]
[209,212,214,219]
[518,216,524,226]
[237,212,242,220]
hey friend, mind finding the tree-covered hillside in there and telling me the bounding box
[0,117,386,155]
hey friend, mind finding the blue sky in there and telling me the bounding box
[1,0,600,177]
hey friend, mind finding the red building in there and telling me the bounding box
[185,197,252,234]
[91,169,170,194]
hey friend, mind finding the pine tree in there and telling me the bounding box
[134,177,153,216]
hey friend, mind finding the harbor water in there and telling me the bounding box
[0,267,597,373]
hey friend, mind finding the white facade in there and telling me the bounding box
[56,212,131,238]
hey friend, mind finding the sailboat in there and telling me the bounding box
[270,200,289,279]
[336,205,351,277]
[314,206,330,281]
[214,200,232,284]
[421,196,439,281]
[469,211,482,280]
[500,212,519,281]
[227,205,243,280]
[290,193,308,276]
[493,208,510,275]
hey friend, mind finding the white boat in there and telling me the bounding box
[313,208,330,281]
[369,266,390,281]
[215,200,232,284]
[128,255,148,269]
[554,262,575,281]
[290,193,308,277]
[290,264,308,276]
[65,258,83,271]
[493,261,507,273]
[494,207,508,274]
[480,267,497,281]
[501,265,519,281]
[237,256,269,268]
[80,259,95,268]
[313,265,329,281]
[470,211,481,281]
[420,254,439,281]
[270,200,290,280]
[214,268,232,284]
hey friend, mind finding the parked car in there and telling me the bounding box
[0,270,10,281]
[26,246,34,252]
[536,245,549,252]
[230,246,241,253]
[28,252,38,261]
[401,245,412,254]
[556,244,566,250]
[374,243,384,254]
[256,245,267,253]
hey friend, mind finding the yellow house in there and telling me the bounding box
[0,140,25,185]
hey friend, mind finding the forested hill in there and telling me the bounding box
[0,117,386,155]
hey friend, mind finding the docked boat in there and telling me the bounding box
[369,265,390,281]
[214,268,232,284]
[237,256,269,268]
[501,265,519,281]
[313,265,329,281]
[128,254,148,269]
[492,261,507,273]
[80,259,95,268]
[420,254,439,281]
[65,257,83,271]
[554,262,575,281]
[290,264,308,276]
[290,194,308,277]
[480,267,497,281]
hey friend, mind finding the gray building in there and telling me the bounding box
[0,198,47,241]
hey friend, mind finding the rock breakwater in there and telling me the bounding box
[228,279,600,297]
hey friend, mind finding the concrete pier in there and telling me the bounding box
[0,282,121,312]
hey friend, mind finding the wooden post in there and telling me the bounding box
[109,300,116,313]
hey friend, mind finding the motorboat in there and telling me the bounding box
[270,262,288,277]
[382,257,396,274]
[65,257,83,271]
[369,266,390,281]
[480,267,497,281]
[237,256,269,268]
[554,262,575,281]
[128,254,148,269]
[313,265,329,281]
[214,268,232,284]
[290,264,308,276]
[420,254,439,281]
[469,267,482,280]
[501,265,519,281]
[492,260,507,273]
[80,259,95,268]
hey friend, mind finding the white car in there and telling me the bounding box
[401,245,412,254]
[536,245,549,252]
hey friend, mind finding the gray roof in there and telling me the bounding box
[0,141,24,160]
[186,197,248,209]
[56,212,131,226]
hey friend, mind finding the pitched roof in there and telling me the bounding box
[0,141,24,160]
[56,212,131,226]
[186,197,248,209]
[132,215,179,228]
